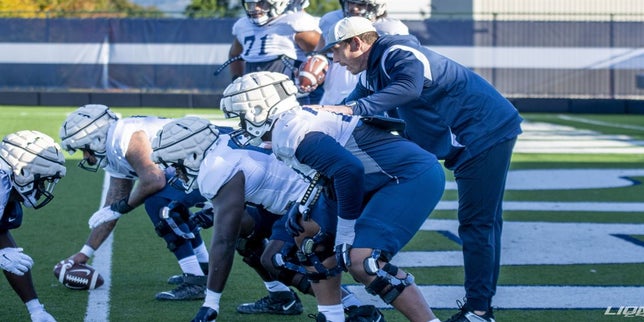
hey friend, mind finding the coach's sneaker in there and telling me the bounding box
[445,301,495,322]
[236,289,303,315]
[156,274,206,301]
[168,262,209,284]
[346,305,387,322]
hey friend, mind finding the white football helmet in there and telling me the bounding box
[220,71,299,142]
[59,104,118,172]
[242,0,290,26]
[341,0,386,20]
[0,130,66,209]
[151,116,220,192]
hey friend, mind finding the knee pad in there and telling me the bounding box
[363,250,415,304]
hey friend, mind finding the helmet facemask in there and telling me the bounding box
[0,130,66,209]
[243,0,289,26]
[341,0,386,20]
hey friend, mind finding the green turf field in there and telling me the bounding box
[0,106,642,321]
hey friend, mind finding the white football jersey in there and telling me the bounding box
[271,107,360,175]
[319,10,409,105]
[232,11,320,63]
[197,134,309,215]
[104,116,172,180]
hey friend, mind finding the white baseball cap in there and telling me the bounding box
[321,16,376,52]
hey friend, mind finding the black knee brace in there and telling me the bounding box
[296,230,343,282]
[154,220,188,252]
[364,250,415,304]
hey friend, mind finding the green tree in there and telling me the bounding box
[185,0,242,18]
[306,0,340,17]
[184,0,340,18]
[0,0,161,18]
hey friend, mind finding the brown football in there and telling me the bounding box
[53,259,104,290]
[298,54,329,90]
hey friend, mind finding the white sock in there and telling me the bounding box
[429,319,441,322]
[178,255,204,276]
[25,299,44,314]
[203,289,221,311]
[264,280,291,292]
[193,242,209,263]
[318,304,344,322]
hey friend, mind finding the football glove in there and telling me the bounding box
[335,243,352,272]
[88,206,122,229]
[30,306,56,322]
[190,202,214,229]
[191,306,218,322]
[0,247,34,276]
[285,203,305,237]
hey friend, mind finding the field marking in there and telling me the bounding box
[436,200,644,212]
[447,168,644,191]
[515,121,644,154]
[395,219,644,266]
[558,114,644,131]
[345,285,644,309]
[85,173,112,322]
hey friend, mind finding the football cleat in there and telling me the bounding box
[236,289,303,315]
[155,274,206,301]
[345,305,387,322]
[168,262,208,285]
[191,306,218,322]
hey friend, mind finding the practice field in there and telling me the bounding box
[0,107,643,321]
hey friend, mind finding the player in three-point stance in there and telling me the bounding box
[58,104,209,301]
[0,130,66,322]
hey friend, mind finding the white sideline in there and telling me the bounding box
[84,173,112,322]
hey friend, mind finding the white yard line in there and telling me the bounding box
[345,285,644,309]
[84,168,113,321]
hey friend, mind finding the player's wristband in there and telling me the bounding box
[80,245,95,258]
[110,197,134,214]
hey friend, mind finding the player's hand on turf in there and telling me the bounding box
[191,306,218,322]
[335,243,352,271]
[285,203,305,236]
[88,206,122,229]
[30,307,56,322]
[0,247,34,275]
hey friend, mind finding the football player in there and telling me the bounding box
[317,16,524,322]
[221,71,446,322]
[58,104,209,301]
[300,0,409,105]
[227,0,323,104]
[0,130,66,322]
[151,117,378,322]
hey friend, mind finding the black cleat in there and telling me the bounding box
[236,289,303,315]
[156,274,206,301]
